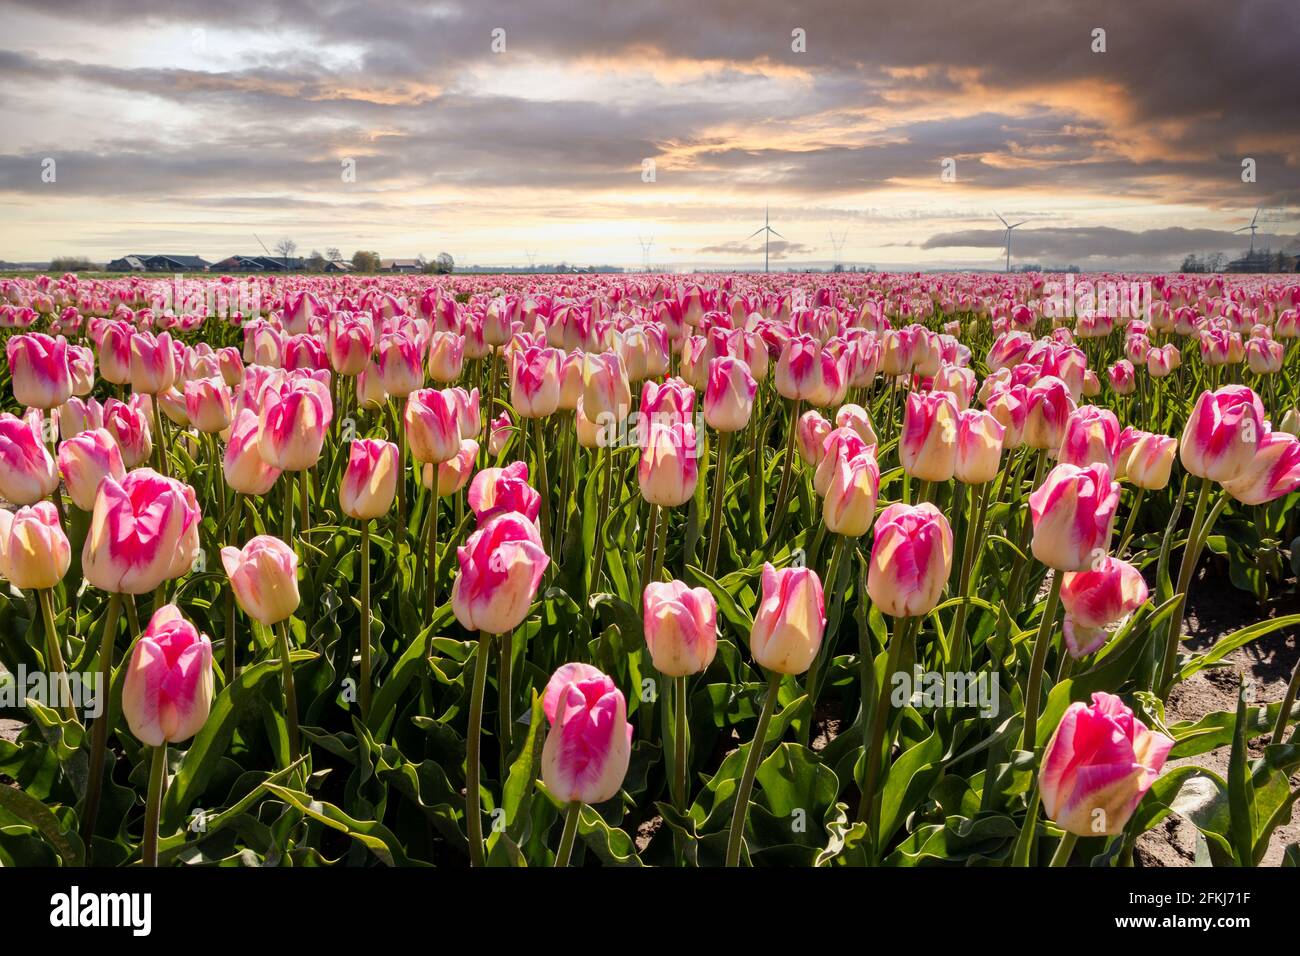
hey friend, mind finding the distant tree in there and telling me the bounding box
[274,238,298,264]
[1276,251,1287,273]
[49,255,97,272]
[436,252,454,274]
[1179,254,1203,273]
[305,249,328,273]
[1208,252,1227,272]
[326,247,342,263]
[351,250,381,273]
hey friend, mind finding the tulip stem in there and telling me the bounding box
[141,743,167,867]
[858,614,911,836]
[275,620,301,764]
[588,446,613,597]
[151,397,169,478]
[466,632,493,867]
[765,399,803,553]
[299,469,311,544]
[724,670,782,867]
[80,591,122,851]
[949,481,989,665]
[499,632,514,755]
[37,588,77,723]
[533,418,552,551]
[705,431,732,577]
[1156,476,1212,696]
[674,674,689,811]
[360,519,372,719]
[1116,488,1145,558]
[641,504,659,593]
[554,801,582,867]
[425,495,439,613]
[1019,568,1063,756]
[1048,831,1078,867]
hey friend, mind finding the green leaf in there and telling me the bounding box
[0,783,84,865]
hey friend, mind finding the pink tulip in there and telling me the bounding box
[183,376,233,434]
[467,461,540,524]
[867,502,953,617]
[1179,385,1266,483]
[377,331,425,397]
[1246,337,1283,375]
[639,377,695,434]
[102,398,153,468]
[822,446,880,536]
[704,357,757,432]
[488,409,512,457]
[813,426,870,497]
[426,330,465,383]
[1057,405,1121,471]
[1114,428,1177,490]
[340,439,399,520]
[83,469,201,594]
[835,403,877,446]
[1107,360,1135,395]
[1059,557,1149,657]
[795,409,832,466]
[955,408,1005,484]
[405,388,461,465]
[1023,375,1075,451]
[98,320,133,385]
[451,512,550,634]
[901,390,958,482]
[0,413,59,505]
[223,408,282,496]
[642,580,718,677]
[0,501,70,589]
[1221,430,1300,505]
[510,345,562,418]
[129,330,176,394]
[58,428,126,511]
[422,438,479,496]
[7,333,73,409]
[220,535,301,626]
[1029,462,1120,571]
[449,386,482,439]
[638,421,699,507]
[581,351,631,423]
[258,376,333,471]
[541,663,632,805]
[217,347,244,387]
[750,562,826,675]
[59,395,104,439]
[775,334,848,406]
[122,604,214,746]
[984,383,1028,449]
[1040,692,1173,836]
[326,313,374,376]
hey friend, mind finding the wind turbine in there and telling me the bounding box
[524,249,537,270]
[1234,208,1263,256]
[994,212,1028,273]
[744,205,784,273]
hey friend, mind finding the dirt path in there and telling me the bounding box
[1136,568,1300,867]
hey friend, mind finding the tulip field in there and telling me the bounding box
[1,269,1299,869]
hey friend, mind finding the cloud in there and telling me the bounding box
[696,239,813,259]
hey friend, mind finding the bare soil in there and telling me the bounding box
[1135,566,1300,867]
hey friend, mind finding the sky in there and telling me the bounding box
[1,0,1298,271]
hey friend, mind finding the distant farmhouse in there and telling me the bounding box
[106,254,211,272]
[209,255,307,273]
[380,258,422,274]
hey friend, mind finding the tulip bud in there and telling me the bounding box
[867,503,953,617]
[220,535,301,626]
[129,331,177,394]
[1029,462,1120,572]
[184,376,233,434]
[7,333,73,409]
[749,562,826,675]
[1040,692,1173,836]
[404,388,461,465]
[795,409,832,466]
[900,391,958,482]
[704,357,757,432]
[451,512,550,634]
[955,409,1005,484]
[0,413,59,505]
[467,461,540,524]
[422,438,479,496]
[1107,360,1135,395]
[327,314,374,376]
[122,604,214,746]
[823,448,880,536]
[257,377,332,472]
[642,581,718,677]
[488,409,511,456]
[59,396,104,439]
[58,428,126,511]
[1114,428,1176,490]
[541,663,632,805]
[1057,405,1121,470]
[638,422,699,507]
[1059,557,1149,657]
[0,501,70,589]
[1221,430,1300,505]
[426,331,465,383]
[377,331,425,397]
[813,426,869,497]
[1180,385,1266,483]
[340,439,399,520]
[834,403,877,446]
[581,352,631,423]
[1023,376,1075,451]
[83,469,201,594]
